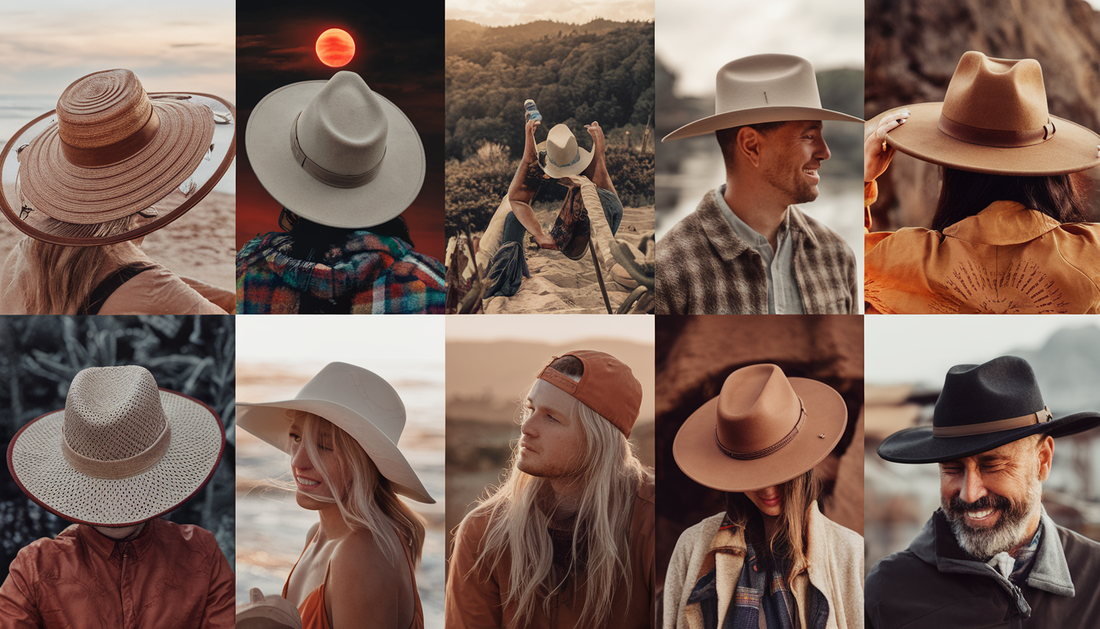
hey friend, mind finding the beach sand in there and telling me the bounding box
[0,185,236,291]
[473,203,655,314]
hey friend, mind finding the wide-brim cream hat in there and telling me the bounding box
[5,365,225,526]
[0,69,236,246]
[246,71,426,229]
[236,361,434,504]
[536,124,594,178]
[881,51,1100,176]
[664,54,863,141]
[673,363,847,492]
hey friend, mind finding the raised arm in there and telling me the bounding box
[507,118,556,249]
[581,120,617,197]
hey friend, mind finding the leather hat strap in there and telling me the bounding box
[933,406,1052,437]
[716,398,806,460]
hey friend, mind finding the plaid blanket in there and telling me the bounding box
[236,230,445,314]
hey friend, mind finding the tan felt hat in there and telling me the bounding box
[537,350,643,437]
[246,71,426,229]
[236,362,434,504]
[663,54,863,141]
[0,69,236,246]
[537,124,594,179]
[5,365,225,526]
[883,51,1100,176]
[673,364,846,492]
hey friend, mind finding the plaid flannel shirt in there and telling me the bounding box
[236,230,445,314]
[656,189,858,314]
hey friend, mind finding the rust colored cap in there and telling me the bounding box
[537,350,643,437]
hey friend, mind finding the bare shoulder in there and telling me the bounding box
[304,521,320,547]
[327,529,410,628]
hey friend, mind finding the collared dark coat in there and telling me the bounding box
[655,189,859,315]
[865,509,1100,629]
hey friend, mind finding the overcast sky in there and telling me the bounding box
[445,0,653,26]
[866,316,1100,386]
[657,0,863,98]
[0,1,234,98]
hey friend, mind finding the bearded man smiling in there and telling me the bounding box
[866,356,1100,629]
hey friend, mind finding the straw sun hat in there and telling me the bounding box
[236,362,434,504]
[881,51,1100,176]
[0,69,236,246]
[246,71,426,229]
[5,365,225,526]
[673,364,847,492]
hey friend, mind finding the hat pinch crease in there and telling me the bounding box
[289,112,386,189]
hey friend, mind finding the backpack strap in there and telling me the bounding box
[80,262,159,315]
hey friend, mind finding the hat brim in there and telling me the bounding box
[536,141,594,179]
[663,107,864,141]
[877,411,1100,464]
[5,389,225,526]
[236,399,434,504]
[246,81,426,229]
[0,93,236,247]
[880,103,1100,176]
[672,378,848,492]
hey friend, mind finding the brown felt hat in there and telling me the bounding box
[883,51,1100,175]
[537,350,643,438]
[673,364,847,492]
[0,69,236,246]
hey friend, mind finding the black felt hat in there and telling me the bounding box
[878,356,1100,464]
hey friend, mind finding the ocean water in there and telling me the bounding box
[0,95,236,195]
[236,359,446,628]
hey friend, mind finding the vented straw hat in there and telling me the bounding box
[5,365,225,526]
[0,69,236,246]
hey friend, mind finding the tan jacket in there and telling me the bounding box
[865,201,1100,314]
[663,503,863,629]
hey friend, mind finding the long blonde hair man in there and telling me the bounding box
[446,351,655,629]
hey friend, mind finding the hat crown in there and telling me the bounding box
[63,366,168,461]
[295,362,406,443]
[934,355,1045,429]
[545,124,582,171]
[715,54,823,116]
[941,51,1049,132]
[56,69,153,150]
[296,71,388,177]
[716,364,803,454]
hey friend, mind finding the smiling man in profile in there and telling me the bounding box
[657,54,863,315]
[445,350,655,629]
[866,355,1100,628]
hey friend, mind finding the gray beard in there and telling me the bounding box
[942,481,1041,561]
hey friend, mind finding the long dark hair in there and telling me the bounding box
[931,168,1092,232]
[279,208,414,262]
[725,469,820,581]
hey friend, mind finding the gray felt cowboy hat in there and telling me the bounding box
[878,355,1100,464]
[6,365,225,526]
[664,54,863,141]
[246,71,426,229]
[236,361,434,503]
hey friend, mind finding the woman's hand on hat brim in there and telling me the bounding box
[865,109,909,183]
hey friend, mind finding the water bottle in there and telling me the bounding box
[524,99,542,123]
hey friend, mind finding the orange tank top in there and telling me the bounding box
[282,530,424,629]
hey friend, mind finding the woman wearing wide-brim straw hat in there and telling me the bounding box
[663,364,864,629]
[865,50,1100,314]
[0,68,236,315]
[236,362,434,629]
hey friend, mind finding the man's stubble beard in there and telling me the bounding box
[941,475,1042,561]
[762,160,819,206]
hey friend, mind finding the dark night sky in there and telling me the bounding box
[236,0,445,261]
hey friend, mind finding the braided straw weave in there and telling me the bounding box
[7,365,224,526]
[17,69,215,224]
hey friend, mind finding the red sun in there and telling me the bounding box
[316,28,355,67]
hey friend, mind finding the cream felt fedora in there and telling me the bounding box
[673,364,847,492]
[882,51,1100,176]
[664,54,863,141]
[236,362,433,503]
[0,69,236,246]
[246,71,426,229]
[536,124,593,178]
[5,365,225,526]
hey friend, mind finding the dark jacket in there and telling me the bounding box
[865,509,1100,629]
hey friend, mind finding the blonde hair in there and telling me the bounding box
[726,469,820,581]
[18,214,135,314]
[290,411,426,566]
[467,375,650,629]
